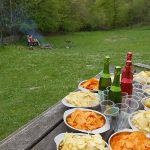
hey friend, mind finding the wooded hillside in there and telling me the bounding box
[0,0,150,35]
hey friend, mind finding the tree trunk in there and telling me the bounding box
[0,31,3,46]
[113,0,117,27]
[10,0,13,24]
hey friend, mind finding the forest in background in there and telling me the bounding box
[0,0,150,39]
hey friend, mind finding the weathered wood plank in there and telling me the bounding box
[31,122,71,150]
[133,63,150,70]
[0,102,67,150]
[31,122,114,150]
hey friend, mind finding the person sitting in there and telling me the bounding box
[27,35,40,46]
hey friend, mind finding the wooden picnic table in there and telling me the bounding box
[0,64,149,150]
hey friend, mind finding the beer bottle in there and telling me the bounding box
[99,56,111,91]
[108,66,122,103]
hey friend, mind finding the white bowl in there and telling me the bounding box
[54,133,111,150]
[61,92,100,108]
[128,111,150,138]
[108,129,133,148]
[78,80,98,92]
[78,74,115,93]
[141,96,150,110]
[63,108,110,134]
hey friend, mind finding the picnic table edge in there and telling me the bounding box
[0,101,66,150]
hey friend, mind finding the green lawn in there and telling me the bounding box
[0,26,150,140]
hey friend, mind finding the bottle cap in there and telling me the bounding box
[105,56,110,63]
[127,52,132,60]
[127,52,132,56]
[126,60,132,66]
[115,66,121,73]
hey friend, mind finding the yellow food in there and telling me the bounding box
[59,133,109,150]
[65,91,99,107]
[110,131,150,150]
[134,71,150,84]
[132,110,150,133]
[145,98,150,108]
[144,88,150,95]
[81,78,99,91]
[67,110,105,131]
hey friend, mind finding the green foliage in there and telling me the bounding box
[0,0,150,34]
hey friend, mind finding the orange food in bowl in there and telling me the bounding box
[67,110,105,131]
[110,131,150,150]
[81,78,99,91]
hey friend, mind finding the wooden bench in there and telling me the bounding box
[0,65,147,150]
[133,63,150,70]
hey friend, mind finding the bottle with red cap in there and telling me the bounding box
[121,52,133,80]
[127,52,132,61]
[121,60,133,95]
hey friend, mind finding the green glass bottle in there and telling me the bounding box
[108,66,122,103]
[99,56,112,91]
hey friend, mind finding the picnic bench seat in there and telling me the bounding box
[133,63,150,70]
[0,64,149,150]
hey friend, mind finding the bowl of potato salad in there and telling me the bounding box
[54,133,111,150]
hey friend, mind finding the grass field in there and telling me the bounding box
[0,26,150,140]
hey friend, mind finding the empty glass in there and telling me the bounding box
[128,94,142,109]
[115,103,128,112]
[133,82,143,89]
[137,92,146,99]
[100,100,115,114]
[106,86,111,91]
[125,99,139,113]
[133,88,144,95]
[121,92,128,103]
[98,90,108,101]
[114,103,129,131]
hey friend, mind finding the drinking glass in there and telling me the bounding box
[114,103,129,131]
[106,86,111,91]
[100,100,115,114]
[129,93,142,109]
[98,90,108,101]
[137,92,146,99]
[133,82,143,89]
[125,99,139,113]
[104,107,119,131]
[121,92,128,103]
[133,88,144,95]
[103,89,109,95]
[115,103,128,112]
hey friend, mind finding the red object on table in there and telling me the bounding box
[121,60,133,95]
[121,52,133,80]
